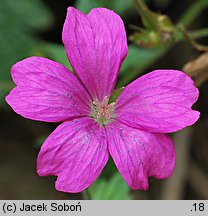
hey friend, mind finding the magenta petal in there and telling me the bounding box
[6,57,91,122]
[37,117,109,193]
[106,121,175,190]
[62,7,128,101]
[115,70,200,133]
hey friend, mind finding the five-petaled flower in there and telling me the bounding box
[6,7,200,193]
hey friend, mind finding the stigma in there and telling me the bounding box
[91,96,115,125]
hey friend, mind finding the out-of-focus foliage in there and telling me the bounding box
[109,87,124,103]
[118,45,164,86]
[34,134,48,149]
[179,0,208,27]
[183,52,208,87]
[88,172,133,200]
[132,0,176,47]
[76,0,135,17]
[0,0,53,105]
[43,43,73,71]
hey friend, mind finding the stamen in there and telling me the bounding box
[103,96,109,107]
[93,100,101,107]
[104,110,111,119]
[91,96,115,124]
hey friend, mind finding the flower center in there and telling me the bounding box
[91,96,115,126]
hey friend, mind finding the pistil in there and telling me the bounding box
[91,96,115,125]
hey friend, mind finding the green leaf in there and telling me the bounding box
[42,43,73,71]
[109,87,124,103]
[118,44,165,86]
[88,172,133,200]
[0,81,14,106]
[0,0,52,105]
[76,0,135,17]
[179,0,208,27]
[34,134,48,149]
[6,0,53,30]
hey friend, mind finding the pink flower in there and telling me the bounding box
[6,7,200,193]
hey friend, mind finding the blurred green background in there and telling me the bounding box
[0,0,208,199]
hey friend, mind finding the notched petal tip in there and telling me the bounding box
[55,179,87,193]
[192,110,200,123]
[129,178,149,191]
[5,93,12,106]
[36,118,109,193]
[6,57,91,123]
[106,121,176,191]
[115,69,200,133]
[62,6,128,101]
[36,167,52,177]
[5,87,24,117]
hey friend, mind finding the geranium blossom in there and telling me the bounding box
[6,7,200,193]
